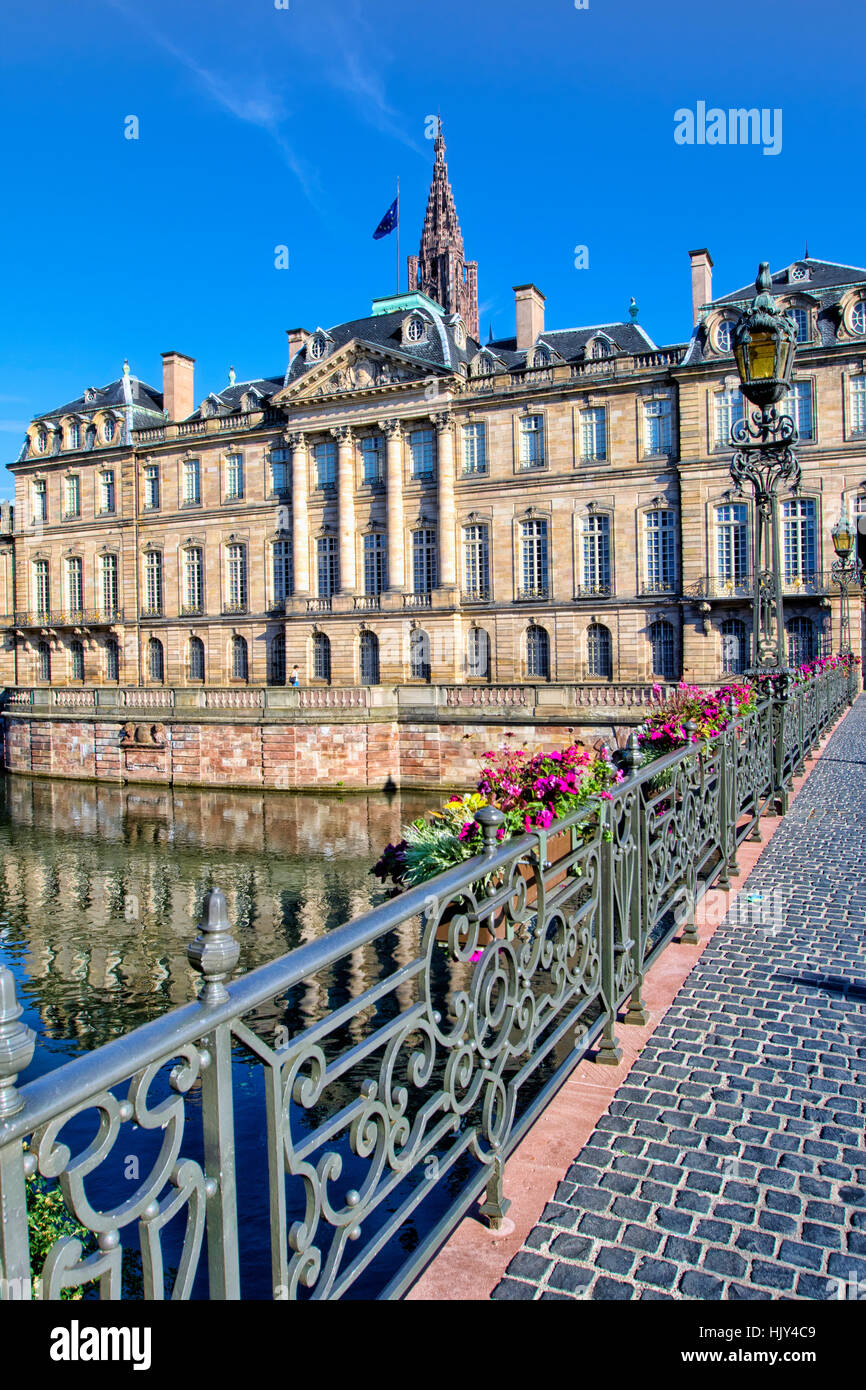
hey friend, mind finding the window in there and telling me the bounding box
[519,414,545,469]
[850,376,866,435]
[148,637,164,683]
[360,435,384,485]
[715,503,749,584]
[526,625,550,679]
[69,639,84,682]
[37,640,51,682]
[363,533,387,596]
[462,524,489,600]
[189,636,205,682]
[99,471,115,514]
[225,544,248,611]
[143,465,160,510]
[409,628,431,681]
[406,315,426,342]
[782,498,816,582]
[714,389,744,448]
[33,559,50,616]
[781,381,813,440]
[35,429,47,454]
[716,320,735,353]
[587,623,612,679]
[268,633,286,686]
[183,458,201,506]
[65,557,84,615]
[474,354,494,378]
[272,540,292,604]
[580,408,607,462]
[225,453,244,500]
[312,631,331,682]
[183,548,204,613]
[581,514,611,594]
[33,479,47,523]
[144,551,163,615]
[532,346,550,368]
[466,627,490,679]
[720,618,747,676]
[787,616,816,667]
[852,300,866,335]
[270,447,291,495]
[644,398,673,456]
[590,339,611,360]
[64,475,80,518]
[308,334,327,361]
[519,518,549,598]
[359,630,380,685]
[788,307,810,343]
[314,441,336,489]
[231,635,248,681]
[105,636,120,682]
[644,510,677,592]
[462,423,487,475]
[409,429,435,479]
[103,418,115,444]
[68,422,80,449]
[317,536,339,598]
[649,619,676,679]
[412,529,437,595]
[100,553,118,617]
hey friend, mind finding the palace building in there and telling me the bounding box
[1,130,864,695]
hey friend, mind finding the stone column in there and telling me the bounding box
[433,411,457,590]
[380,419,405,593]
[287,431,309,596]
[332,426,356,594]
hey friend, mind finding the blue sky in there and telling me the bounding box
[1,0,864,498]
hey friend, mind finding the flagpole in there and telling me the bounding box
[396,177,400,293]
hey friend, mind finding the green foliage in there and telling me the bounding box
[26,1174,91,1300]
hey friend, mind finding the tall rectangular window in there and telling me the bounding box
[850,377,866,435]
[225,453,244,500]
[272,539,293,602]
[183,548,203,612]
[183,458,201,505]
[409,429,435,479]
[33,479,47,523]
[100,553,118,616]
[100,471,115,513]
[580,408,607,461]
[412,529,437,594]
[644,510,677,591]
[65,557,83,614]
[715,503,749,583]
[143,465,160,510]
[225,544,247,610]
[462,523,490,599]
[462,423,487,475]
[782,381,814,441]
[360,435,384,485]
[314,441,336,489]
[519,519,549,597]
[581,514,611,593]
[270,447,291,495]
[33,559,50,616]
[644,399,673,456]
[519,414,545,469]
[363,533,387,595]
[782,498,817,581]
[714,389,744,448]
[317,536,339,597]
[144,551,163,615]
[64,475,80,518]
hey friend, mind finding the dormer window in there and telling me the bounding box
[787,307,811,343]
[35,428,47,454]
[790,264,811,282]
[590,339,611,360]
[715,319,735,353]
[453,321,466,349]
[405,314,427,344]
[84,388,96,404]
[532,346,551,368]
[472,354,494,377]
[308,334,327,361]
[851,300,866,336]
[67,422,80,449]
[103,418,115,443]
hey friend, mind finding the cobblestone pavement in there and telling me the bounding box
[492,695,866,1301]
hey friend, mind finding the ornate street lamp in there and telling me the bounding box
[831,497,863,655]
[730,263,800,671]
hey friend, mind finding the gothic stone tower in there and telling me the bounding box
[408,123,479,340]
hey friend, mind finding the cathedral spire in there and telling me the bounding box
[407,121,479,340]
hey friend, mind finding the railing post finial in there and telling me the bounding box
[0,966,35,1120]
[622,730,642,774]
[188,888,240,1006]
[475,804,506,854]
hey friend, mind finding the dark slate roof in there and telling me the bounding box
[185,377,284,420]
[37,374,163,421]
[284,307,477,387]
[713,258,866,307]
[488,320,659,366]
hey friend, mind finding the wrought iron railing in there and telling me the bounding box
[0,665,856,1300]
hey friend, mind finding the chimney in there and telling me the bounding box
[286,327,310,365]
[161,351,195,422]
[513,284,545,352]
[689,249,713,324]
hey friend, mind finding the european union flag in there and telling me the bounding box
[373,196,398,240]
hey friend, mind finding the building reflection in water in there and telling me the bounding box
[0,774,442,1059]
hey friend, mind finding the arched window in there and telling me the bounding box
[466,626,490,680]
[409,628,431,681]
[359,630,380,685]
[526,624,550,679]
[720,618,747,676]
[787,616,816,668]
[105,636,120,683]
[473,354,494,377]
[189,636,205,682]
[36,640,51,682]
[69,639,84,682]
[312,632,331,683]
[648,619,676,680]
[268,632,286,686]
[231,635,248,682]
[147,637,164,683]
[590,338,611,360]
[587,623,612,679]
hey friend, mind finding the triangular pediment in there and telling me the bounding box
[272,339,453,404]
